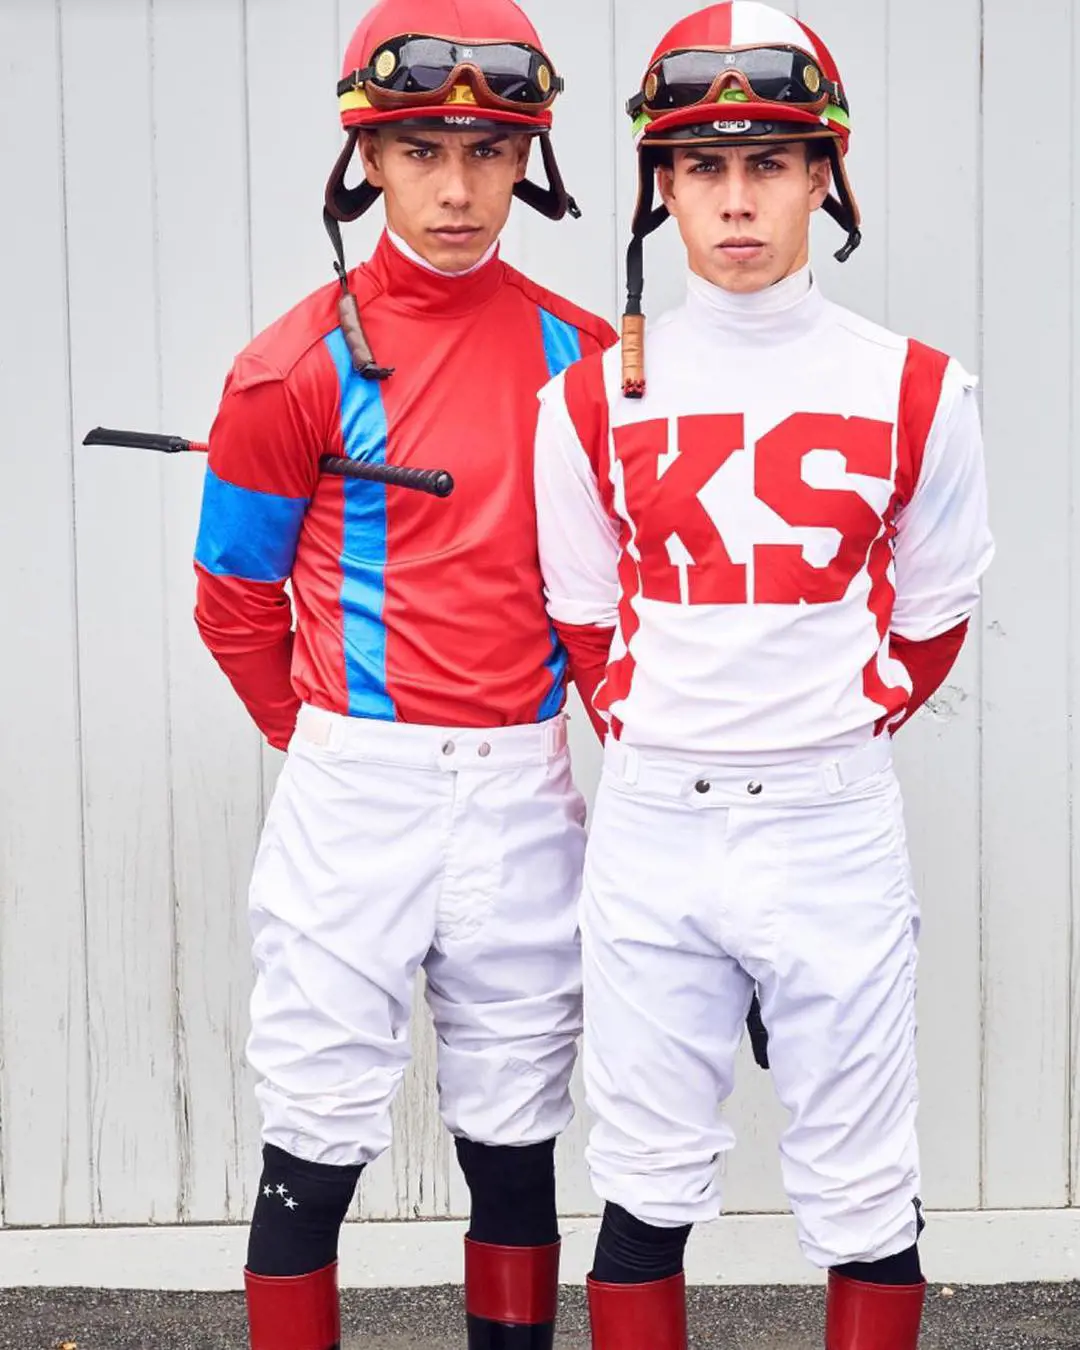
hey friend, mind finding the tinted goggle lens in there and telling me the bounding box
[646,48,831,110]
[372,38,554,103]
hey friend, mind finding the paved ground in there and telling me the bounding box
[1,1284,1079,1350]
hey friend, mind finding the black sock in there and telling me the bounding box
[833,1244,923,1287]
[591,1203,692,1285]
[246,1143,364,1277]
[455,1138,559,1247]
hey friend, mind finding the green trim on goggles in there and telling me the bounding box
[632,95,851,138]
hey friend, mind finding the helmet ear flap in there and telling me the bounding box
[512,132,581,220]
[324,128,383,222]
[820,140,862,262]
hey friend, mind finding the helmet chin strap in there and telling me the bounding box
[821,140,862,262]
[621,149,672,399]
[513,132,582,220]
[319,127,393,380]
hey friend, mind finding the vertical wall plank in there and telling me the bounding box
[248,0,341,332]
[498,0,621,327]
[62,0,179,1223]
[0,0,92,1227]
[1070,0,1080,1210]
[883,0,983,1210]
[152,0,265,1224]
[981,0,1071,1206]
[799,0,887,322]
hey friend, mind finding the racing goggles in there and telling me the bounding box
[628,45,847,120]
[341,35,563,113]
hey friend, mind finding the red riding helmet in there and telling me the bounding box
[326,0,578,230]
[621,1,861,397]
[324,0,580,381]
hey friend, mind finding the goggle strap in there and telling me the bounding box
[339,69,370,96]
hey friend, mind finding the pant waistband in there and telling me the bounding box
[603,734,893,805]
[294,705,569,770]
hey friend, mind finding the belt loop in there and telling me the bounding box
[822,760,844,795]
[620,742,640,786]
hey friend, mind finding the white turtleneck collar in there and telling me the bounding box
[684,262,826,344]
[387,226,499,279]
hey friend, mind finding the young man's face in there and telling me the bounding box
[360,128,531,273]
[657,142,832,294]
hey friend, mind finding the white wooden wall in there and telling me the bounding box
[1,0,1078,1284]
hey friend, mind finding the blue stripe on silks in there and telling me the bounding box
[539,307,583,380]
[325,328,395,720]
[538,629,569,722]
[194,467,308,582]
[536,306,580,719]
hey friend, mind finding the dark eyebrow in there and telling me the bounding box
[394,132,510,150]
[745,144,796,162]
[465,133,511,149]
[682,143,796,167]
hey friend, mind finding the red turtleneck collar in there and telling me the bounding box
[356,230,506,319]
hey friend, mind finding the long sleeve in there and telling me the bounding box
[535,357,621,737]
[534,359,621,629]
[891,364,994,642]
[194,364,321,749]
[888,620,968,733]
[554,618,613,740]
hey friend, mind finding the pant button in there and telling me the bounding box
[747,781,763,796]
[442,740,456,756]
[694,780,711,794]
[478,743,492,758]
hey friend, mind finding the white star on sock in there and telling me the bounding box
[284,1196,298,1210]
[276,1184,288,1196]
[263,1186,273,1198]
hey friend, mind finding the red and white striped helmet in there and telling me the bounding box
[620,2,861,397]
[635,2,852,152]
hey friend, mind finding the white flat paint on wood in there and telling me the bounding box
[61,0,181,1224]
[980,0,1073,1208]
[1,1209,1077,1292]
[1073,0,1080,1211]
[0,0,1076,1272]
[152,0,266,1226]
[0,0,92,1229]
[881,0,983,1211]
